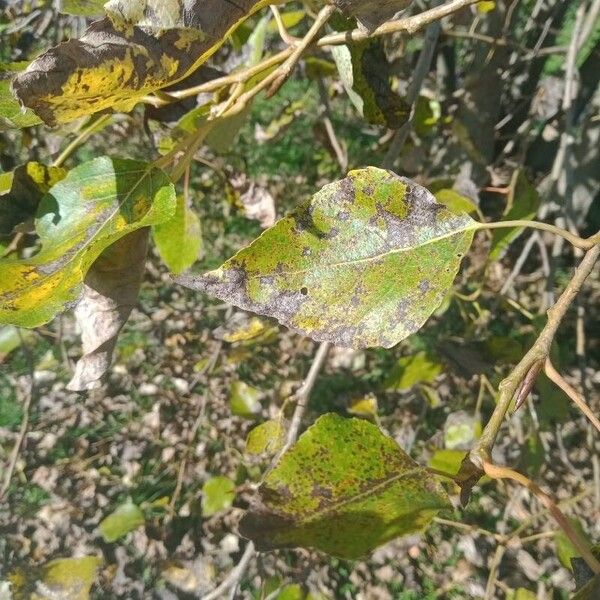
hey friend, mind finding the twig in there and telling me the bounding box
[0,333,35,500]
[483,544,505,600]
[266,5,336,97]
[460,244,599,479]
[270,5,300,45]
[201,542,256,600]
[545,358,600,434]
[482,461,600,575]
[53,114,112,168]
[274,341,331,462]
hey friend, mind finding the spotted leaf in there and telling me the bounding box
[239,413,450,558]
[177,167,476,349]
[0,157,175,328]
[11,0,273,126]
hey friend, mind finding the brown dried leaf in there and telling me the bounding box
[67,229,149,391]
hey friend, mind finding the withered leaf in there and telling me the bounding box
[67,228,149,392]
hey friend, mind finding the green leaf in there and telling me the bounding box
[9,556,102,600]
[428,449,467,476]
[384,351,443,390]
[0,157,176,328]
[331,41,409,128]
[508,589,536,600]
[0,326,35,361]
[246,420,286,456]
[555,519,590,570]
[230,381,263,418]
[202,476,236,517]
[12,1,273,126]
[0,162,67,236]
[347,393,378,417]
[434,189,478,216]
[0,63,43,129]
[99,501,145,543]
[489,170,540,260]
[58,0,105,16]
[177,168,476,349]
[239,413,451,558]
[152,195,202,274]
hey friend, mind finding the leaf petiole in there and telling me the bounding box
[474,220,598,250]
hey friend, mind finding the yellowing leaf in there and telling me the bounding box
[347,393,378,417]
[12,1,274,125]
[99,501,145,543]
[239,413,450,558]
[152,195,202,274]
[10,556,102,600]
[0,157,175,328]
[177,168,476,349]
[202,476,236,517]
[246,420,286,456]
[434,188,478,216]
[385,351,443,390]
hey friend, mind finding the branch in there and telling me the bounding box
[545,358,600,434]
[457,244,600,491]
[482,461,600,575]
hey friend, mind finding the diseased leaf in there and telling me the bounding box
[152,195,202,274]
[0,63,42,129]
[12,0,273,126]
[177,168,476,349]
[202,476,236,517]
[0,162,67,236]
[0,157,175,328]
[384,351,443,390]
[239,413,451,558]
[99,501,145,542]
[331,40,409,128]
[67,229,150,392]
[331,0,413,30]
[489,170,540,260]
[230,380,263,418]
[246,420,286,456]
[9,556,102,600]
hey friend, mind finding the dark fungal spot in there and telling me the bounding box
[300,287,308,296]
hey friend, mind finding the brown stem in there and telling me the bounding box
[545,358,600,434]
[483,462,600,575]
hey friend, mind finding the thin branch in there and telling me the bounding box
[270,5,300,45]
[274,341,331,462]
[462,244,600,476]
[53,114,112,168]
[545,358,600,434]
[0,334,35,500]
[482,461,600,575]
[201,541,256,600]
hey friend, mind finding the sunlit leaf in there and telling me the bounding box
[177,168,476,349]
[347,393,378,417]
[434,189,478,216]
[428,449,467,476]
[246,420,286,456]
[240,413,450,558]
[384,351,443,390]
[12,0,273,125]
[202,476,236,517]
[0,157,176,328]
[153,195,202,274]
[230,381,263,418]
[99,501,145,543]
[9,556,102,600]
[0,326,35,362]
[489,170,540,260]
